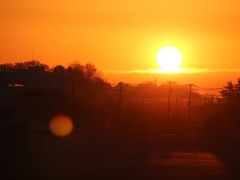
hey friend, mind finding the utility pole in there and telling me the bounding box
[167,81,176,131]
[210,94,215,104]
[175,96,179,120]
[31,51,34,61]
[71,78,74,110]
[118,82,123,108]
[167,81,171,124]
[188,84,195,131]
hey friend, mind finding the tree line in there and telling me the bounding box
[220,79,240,105]
[0,60,102,81]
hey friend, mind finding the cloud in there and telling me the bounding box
[104,68,240,74]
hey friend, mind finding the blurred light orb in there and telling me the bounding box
[49,115,73,137]
[156,46,183,72]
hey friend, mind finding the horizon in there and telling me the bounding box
[1,59,240,89]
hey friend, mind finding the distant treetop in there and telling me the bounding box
[220,79,240,104]
[0,60,105,84]
[0,60,49,72]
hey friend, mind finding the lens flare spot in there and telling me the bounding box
[49,115,73,137]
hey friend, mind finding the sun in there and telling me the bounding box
[156,46,183,72]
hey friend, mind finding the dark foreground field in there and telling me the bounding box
[0,131,240,180]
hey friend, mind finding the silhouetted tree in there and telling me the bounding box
[84,63,97,79]
[15,62,26,71]
[234,79,240,99]
[0,61,49,72]
[53,65,65,73]
[22,61,49,72]
[0,63,14,72]
[69,61,84,74]
[220,81,236,103]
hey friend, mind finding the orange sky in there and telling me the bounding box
[1,0,240,86]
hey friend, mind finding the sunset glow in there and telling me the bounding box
[1,0,240,86]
